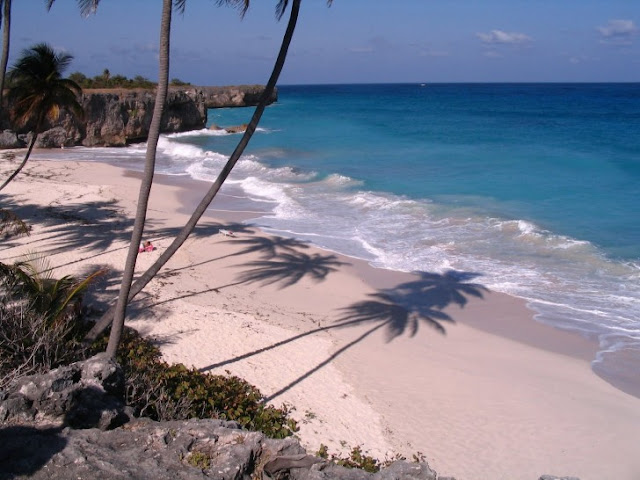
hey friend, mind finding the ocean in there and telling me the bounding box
[39,83,640,391]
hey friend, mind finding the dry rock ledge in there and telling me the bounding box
[0,356,578,480]
[0,85,276,148]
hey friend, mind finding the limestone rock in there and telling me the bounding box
[0,353,128,430]
[224,124,247,134]
[0,417,446,480]
[34,127,77,148]
[0,85,277,148]
[0,130,24,148]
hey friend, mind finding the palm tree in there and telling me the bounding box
[43,0,253,358]
[0,0,11,108]
[0,43,83,192]
[105,0,249,357]
[104,0,174,357]
[86,0,333,347]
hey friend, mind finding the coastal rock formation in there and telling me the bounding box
[0,85,277,148]
[199,85,276,108]
[0,356,440,480]
[0,353,130,430]
[0,357,580,480]
[0,418,441,480]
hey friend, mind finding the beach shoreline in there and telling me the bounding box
[2,153,640,480]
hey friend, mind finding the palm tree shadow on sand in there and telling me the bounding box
[339,270,488,341]
[199,269,487,402]
[160,234,311,277]
[139,248,345,314]
[236,251,347,289]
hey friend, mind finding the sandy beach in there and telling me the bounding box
[1,153,639,480]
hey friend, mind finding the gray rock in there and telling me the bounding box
[34,127,76,148]
[1,353,128,430]
[373,461,437,480]
[0,414,446,480]
[0,85,277,149]
[0,130,24,148]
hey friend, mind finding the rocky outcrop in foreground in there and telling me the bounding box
[0,356,579,480]
[0,85,276,148]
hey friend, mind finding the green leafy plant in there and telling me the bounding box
[68,70,158,89]
[0,258,99,388]
[0,256,104,323]
[91,327,298,438]
[335,446,380,473]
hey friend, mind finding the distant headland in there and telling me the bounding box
[0,85,277,148]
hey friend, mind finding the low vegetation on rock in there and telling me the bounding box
[65,69,191,90]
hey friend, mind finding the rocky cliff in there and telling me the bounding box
[0,85,277,148]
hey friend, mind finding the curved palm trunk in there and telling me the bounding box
[0,131,37,192]
[0,0,11,107]
[105,0,172,357]
[85,0,302,344]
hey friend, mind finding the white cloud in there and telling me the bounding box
[597,19,638,45]
[477,30,532,45]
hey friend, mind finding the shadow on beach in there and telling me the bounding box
[196,266,487,402]
[1,193,489,403]
[140,235,341,310]
[0,192,254,313]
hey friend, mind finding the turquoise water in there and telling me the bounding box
[42,83,640,389]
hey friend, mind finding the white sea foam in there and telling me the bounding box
[166,128,230,138]
[33,139,640,368]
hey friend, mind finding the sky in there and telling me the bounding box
[8,0,640,85]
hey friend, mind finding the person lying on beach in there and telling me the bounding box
[138,240,155,252]
[219,229,236,237]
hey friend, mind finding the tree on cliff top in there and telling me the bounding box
[0,43,83,192]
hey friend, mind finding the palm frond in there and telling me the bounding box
[46,0,101,17]
[173,0,187,14]
[216,0,250,18]
[0,208,29,238]
[6,42,83,131]
[276,0,332,20]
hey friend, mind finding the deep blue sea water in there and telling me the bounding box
[41,83,640,388]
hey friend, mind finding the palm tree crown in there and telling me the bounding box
[0,43,82,192]
[7,42,82,132]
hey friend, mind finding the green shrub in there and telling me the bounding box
[315,444,381,473]
[91,327,297,438]
[334,446,380,473]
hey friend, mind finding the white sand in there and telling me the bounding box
[2,154,640,480]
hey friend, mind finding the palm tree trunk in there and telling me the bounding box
[85,0,302,344]
[104,0,172,358]
[0,0,11,108]
[0,130,37,192]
